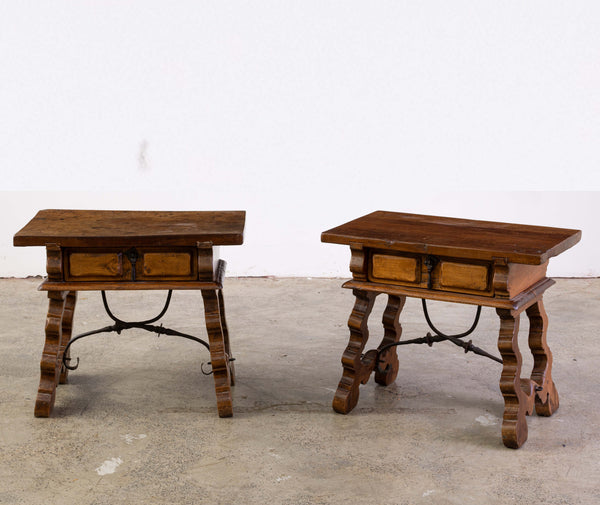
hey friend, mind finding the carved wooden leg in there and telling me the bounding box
[527,300,559,416]
[201,289,233,418]
[217,289,235,387]
[35,291,68,417]
[374,294,406,386]
[496,308,529,449]
[58,291,77,384]
[333,289,378,414]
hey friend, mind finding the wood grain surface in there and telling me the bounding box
[14,209,246,247]
[322,211,581,265]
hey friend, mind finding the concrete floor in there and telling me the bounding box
[0,277,598,505]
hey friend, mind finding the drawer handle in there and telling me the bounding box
[424,255,439,289]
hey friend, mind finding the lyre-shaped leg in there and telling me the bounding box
[374,294,406,386]
[496,308,529,449]
[201,289,233,418]
[35,291,69,417]
[333,289,378,414]
[527,300,559,416]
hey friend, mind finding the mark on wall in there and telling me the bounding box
[138,140,149,171]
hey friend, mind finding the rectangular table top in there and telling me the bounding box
[321,211,581,265]
[14,209,246,248]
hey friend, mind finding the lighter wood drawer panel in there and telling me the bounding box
[371,254,419,283]
[68,253,123,278]
[142,252,192,277]
[439,261,489,292]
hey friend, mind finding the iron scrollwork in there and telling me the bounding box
[61,290,222,372]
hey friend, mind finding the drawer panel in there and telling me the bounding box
[140,252,193,278]
[370,253,420,285]
[366,250,492,296]
[438,261,489,292]
[65,247,198,282]
[68,252,123,280]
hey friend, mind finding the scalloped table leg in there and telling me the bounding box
[217,289,235,387]
[332,289,378,414]
[58,291,77,384]
[496,308,529,449]
[527,300,559,416]
[35,291,68,417]
[375,294,406,386]
[201,289,233,418]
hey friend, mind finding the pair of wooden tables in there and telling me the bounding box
[14,209,580,448]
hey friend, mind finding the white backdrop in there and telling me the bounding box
[2,2,598,277]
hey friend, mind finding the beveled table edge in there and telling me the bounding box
[342,277,555,311]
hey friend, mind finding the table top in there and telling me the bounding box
[321,211,581,265]
[14,209,246,247]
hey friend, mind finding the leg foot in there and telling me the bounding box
[496,308,529,449]
[202,289,233,418]
[333,290,377,414]
[374,295,406,386]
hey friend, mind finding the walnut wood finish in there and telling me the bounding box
[333,291,406,413]
[374,294,406,386]
[58,291,77,384]
[14,209,245,247]
[322,211,581,265]
[342,277,555,311]
[322,211,580,449]
[218,289,235,386]
[527,300,559,416]
[35,290,74,417]
[15,210,245,418]
[495,299,560,448]
[332,289,377,414]
[201,289,233,418]
[496,307,529,449]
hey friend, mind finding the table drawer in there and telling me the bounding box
[437,260,490,293]
[370,253,421,285]
[367,251,492,296]
[68,252,124,280]
[65,248,198,282]
[138,251,194,279]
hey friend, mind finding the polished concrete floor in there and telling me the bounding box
[0,277,599,505]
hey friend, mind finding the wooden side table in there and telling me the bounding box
[322,211,581,448]
[14,209,245,418]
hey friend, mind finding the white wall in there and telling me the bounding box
[2,2,598,277]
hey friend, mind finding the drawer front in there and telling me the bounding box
[367,251,492,296]
[65,248,197,281]
[438,261,489,293]
[139,251,194,280]
[67,252,124,280]
[369,253,421,286]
